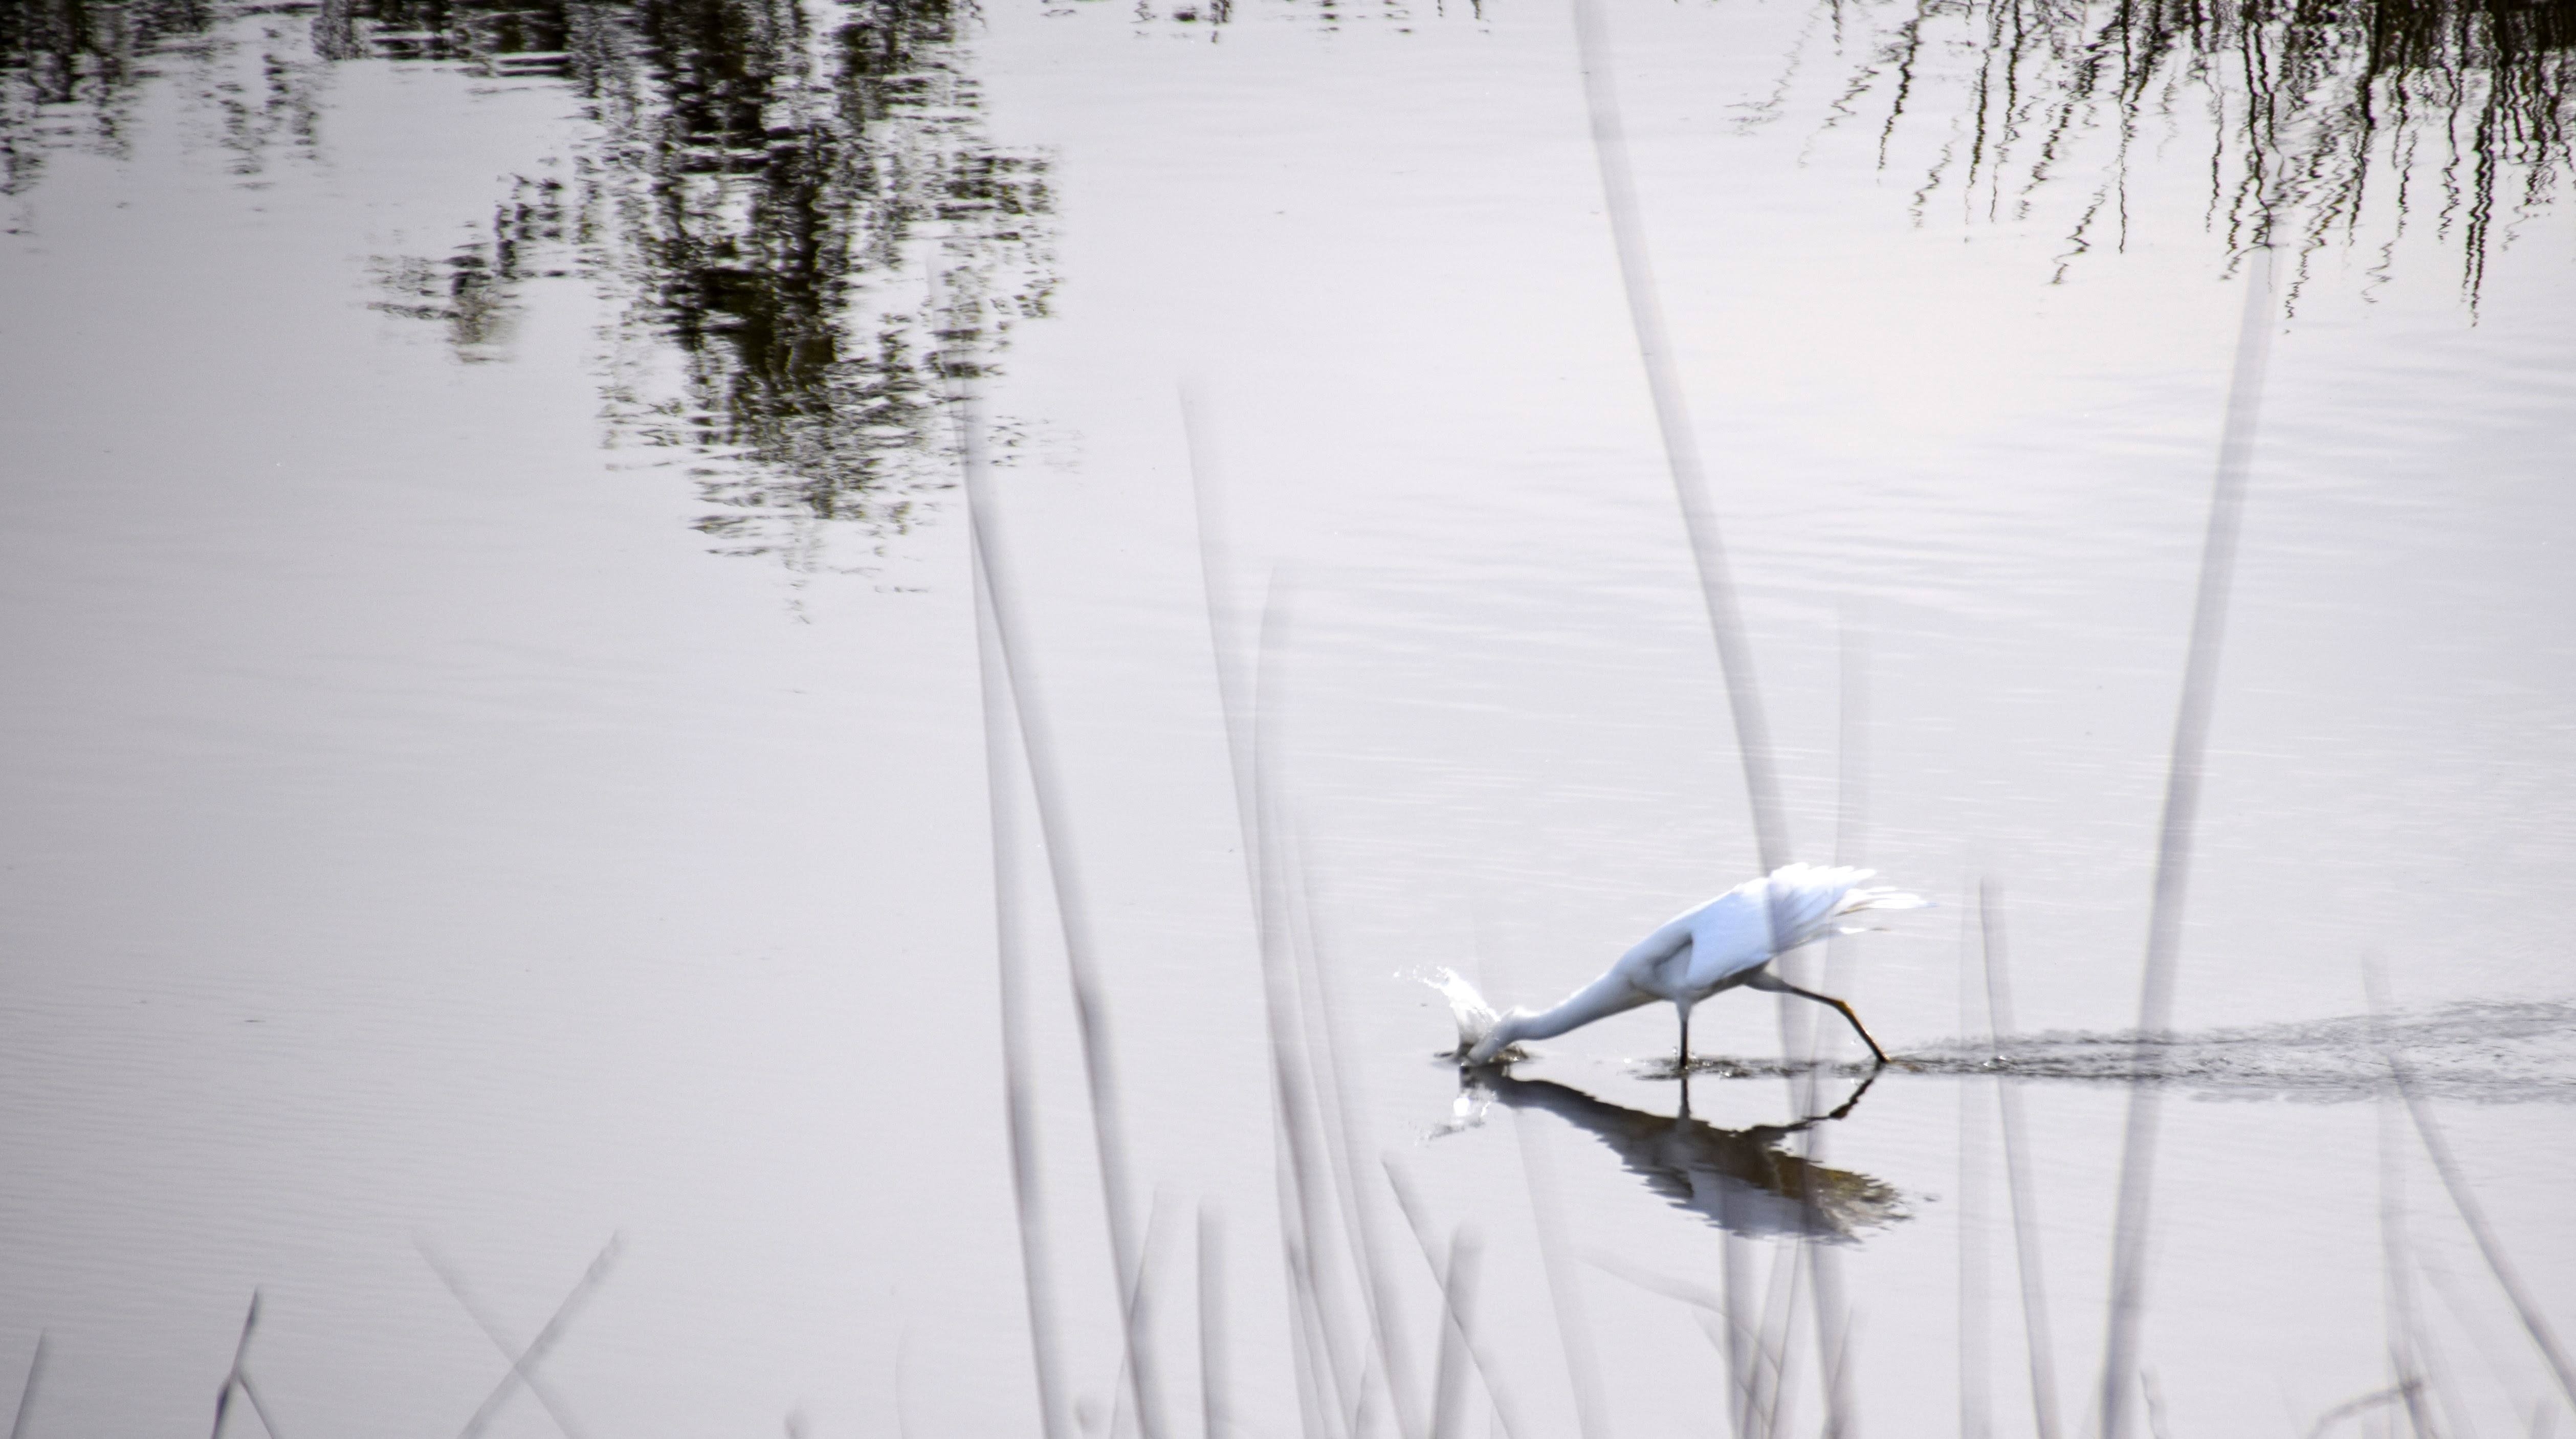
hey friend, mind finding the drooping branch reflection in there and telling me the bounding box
[1461,1068,1909,1243]
[2,0,1051,569]
[1811,0,2575,300]
[356,0,1056,567]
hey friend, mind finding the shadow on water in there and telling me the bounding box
[1,0,1053,571]
[1452,1068,1911,1242]
[1790,0,2576,302]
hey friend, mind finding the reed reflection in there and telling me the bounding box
[1468,1068,1908,1242]
[1812,0,2576,300]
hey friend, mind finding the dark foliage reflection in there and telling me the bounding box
[1803,0,2576,301]
[1464,1069,1908,1242]
[3,0,1051,567]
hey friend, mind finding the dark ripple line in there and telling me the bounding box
[1656,1000,2576,1102]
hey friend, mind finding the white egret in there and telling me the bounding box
[1435,864,1927,1068]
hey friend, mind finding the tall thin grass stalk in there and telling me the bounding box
[1110,1194,1190,1439]
[209,1292,285,1439]
[1426,1232,1472,1439]
[2373,1075,2437,1439]
[1567,0,1787,873]
[8,1334,42,1439]
[1273,1118,1335,1439]
[1796,616,1868,1439]
[1178,387,1261,883]
[1186,383,1377,1439]
[1752,1242,1803,1438]
[1288,837,1430,1438]
[1198,1204,1234,1439]
[2098,242,2276,1439]
[1721,1229,1758,1438]
[950,323,1168,1439]
[1383,1162,1530,1439]
[1183,404,1340,1439]
[2363,967,2576,1410]
[1511,1116,1611,1439]
[1959,900,1994,1439]
[971,536,1072,1439]
[1801,1235,1858,1439]
[420,1237,614,1439]
[1977,883,2063,1439]
[1247,583,1379,1435]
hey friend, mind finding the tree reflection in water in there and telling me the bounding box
[2,0,1052,570]
[1801,0,2575,300]
[1461,1068,1909,1242]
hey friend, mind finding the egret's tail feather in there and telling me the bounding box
[1757,864,1930,949]
[1838,884,1931,912]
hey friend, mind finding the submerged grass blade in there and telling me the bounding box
[2099,242,2276,1439]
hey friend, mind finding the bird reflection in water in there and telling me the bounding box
[1448,1068,1908,1242]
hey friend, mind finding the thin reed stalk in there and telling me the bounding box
[1247,584,1376,1434]
[1198,1204,1234,1439]
[972,535,1072,1439]
[1722,1228,1757,1439]
[2369,987,2576,1410]
[8,1335,42,1439]
[1568,0,1787,874]
[1978,882,2063,1439]
[1959,900,1994,1439]
[2098,242,2276,1439]
[209,1292,286,1439]
[1288,838,1429,1438]
[1796,617,1867,1439]
[2372,1059,2438,1439]
[1110,1196,1190,1439]
[1752,1241,1803,1438]
[951,334,1167,1439]
[1383,1162,1530,1439]
[1511,1116,1611,1439]
[1187,393,1378,1438]
[421,1236,617,1439]
[1426,1232,1472,1439]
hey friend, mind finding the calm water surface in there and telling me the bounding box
[2,0,2572,1435]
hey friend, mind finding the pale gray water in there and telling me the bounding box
[3,1,2573,1437]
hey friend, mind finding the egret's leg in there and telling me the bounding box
[1747,971,1889,1066]
[1677,1003,1692,1070]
